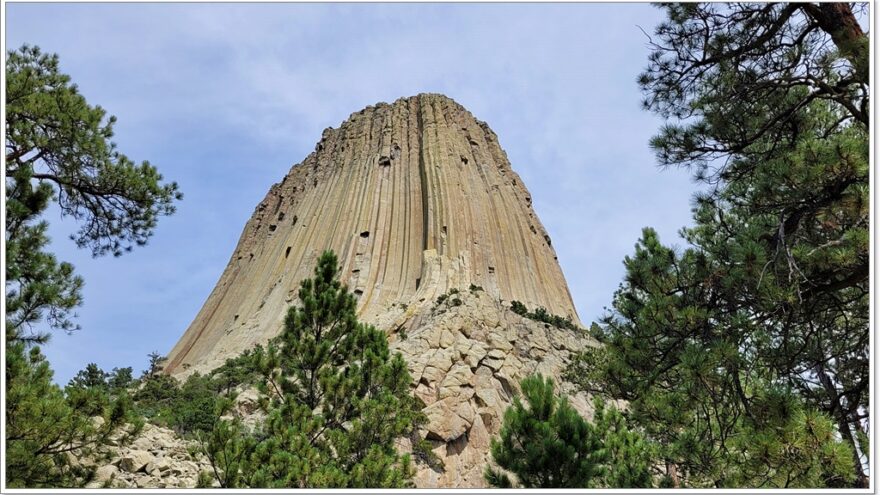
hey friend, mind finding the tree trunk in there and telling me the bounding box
[834,414,868,488]
[802,3,868,84]
[817,366,868,487]
[665,460,681,488]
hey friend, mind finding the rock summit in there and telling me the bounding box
[165,93,593,487]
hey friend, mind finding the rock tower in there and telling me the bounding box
[165,94,593,487]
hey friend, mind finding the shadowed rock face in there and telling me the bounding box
[164,93,592,487]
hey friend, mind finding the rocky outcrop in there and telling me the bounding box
[163,93,593,488]
[165,93,580,377]
[84,424,215,489]
[392,289,593,487]
[86,391,271,489]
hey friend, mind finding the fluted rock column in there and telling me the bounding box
[164,94,592,488]
[166,93,580,376]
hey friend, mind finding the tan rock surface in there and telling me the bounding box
[118,450,154,473]
[85,423,212,488]
[394,289,593,487]
[161,93,594,488]
[165,93,580,377]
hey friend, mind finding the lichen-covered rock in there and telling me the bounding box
[80,423,210,488]
[234,388,261,416]
[144,458,170,475]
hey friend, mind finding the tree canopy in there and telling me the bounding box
[5,45,178,487]
[6,45,182,257]
[485,375,656,488]
[5,44,182,343]
[195,251,424,488]
[572,3,869,488]
[5,343,141,488]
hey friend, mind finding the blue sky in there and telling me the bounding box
[6,3,699,384]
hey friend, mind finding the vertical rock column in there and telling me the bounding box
[165,93,580,382]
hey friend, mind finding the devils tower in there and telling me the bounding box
[165,93,593,487]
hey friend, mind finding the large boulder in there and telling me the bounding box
[119,450,154,473]
[84,465,119,488]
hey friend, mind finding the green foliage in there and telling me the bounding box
[193,397,252,488]
[486,375,654,488]
[641,3,867,170]
[509,300,528,316]
[126,345,263,437]
[210,347,263,394]
[5,45,175,488]
[107,367,134,391]
[468,284,483,293]
[195,251,424,488]
[855,429,869,462]
[725,389,854,488]
[131,372,178,426]
[68,363,109,391]
[131,352,262,437]
[508,301,579,331]
[5,45,181,344]
[435,287,466,309]
[571,229,860,487]
[65,363,134,417]
[591,398,656,488]
[196,470,214,488]
[486,374,606,488]
[411,437,444,473]
[172,374,224,435]
[5,167,83,342]
[5,343,141,488]
[569,3,870,488]
[6,44,182,257]
[142,350,165,378]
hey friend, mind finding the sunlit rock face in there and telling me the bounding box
[164,93,592,488]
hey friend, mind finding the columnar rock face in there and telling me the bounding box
[164,93,592,487]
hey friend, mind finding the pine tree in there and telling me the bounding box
[570,229,858,487]
[5,343,141,488]
[196,251,423,488]
[485,375,654,488]
[5,171,83,342]
[5,45,181,344]
[67,363,110,391]
[209,346,263,395]
[5,45,177,487]
[107,367,134,392]
[65,363,112,417]
[485,374,604,488]
[192,397,253,488]
[591,397,656,488]
[569,3,868,488]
